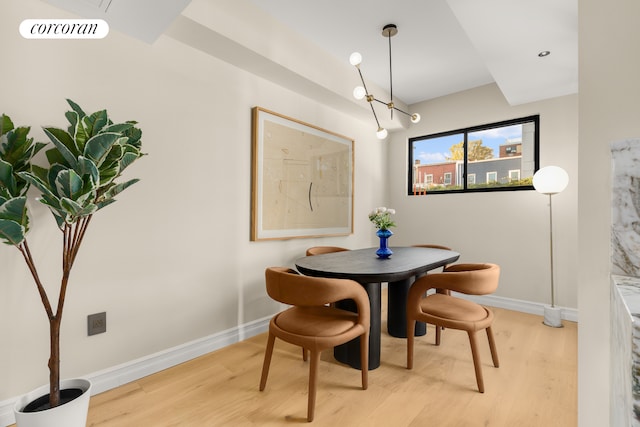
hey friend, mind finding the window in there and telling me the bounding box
[409,115,539,194]
[444,172,452,185]
[468,173,476,185]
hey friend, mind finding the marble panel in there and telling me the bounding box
[611,275,640,426]
[611,139,640,276]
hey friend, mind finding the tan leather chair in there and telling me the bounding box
[412,243,452,251]
[305,246,349,256]
[406,263,500,393]
[260,267,370,422]
[412,244,454,272]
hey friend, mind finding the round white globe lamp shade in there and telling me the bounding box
[533,166,569,195]
[349,52,362,66]
[376,128,388,140]
[353,86,367,100]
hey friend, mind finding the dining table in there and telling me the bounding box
[294,246,460,370]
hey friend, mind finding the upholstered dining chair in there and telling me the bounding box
[412,244,454,271]
[406,263,500,393]
[305,246,349,256]
[260,267,370,422]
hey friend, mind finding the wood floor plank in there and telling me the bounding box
[16,294,577,426]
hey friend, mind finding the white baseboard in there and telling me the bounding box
[0,295,577,426]
[455,293,579,322]
[0,315,271,427]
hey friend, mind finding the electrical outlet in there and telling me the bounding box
[88,312,106,336]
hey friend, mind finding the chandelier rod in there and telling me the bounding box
[356,66,382,129]
[387,27,394,120]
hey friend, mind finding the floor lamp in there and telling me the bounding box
[533,166,569,328]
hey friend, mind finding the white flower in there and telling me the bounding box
[369,207,396,230]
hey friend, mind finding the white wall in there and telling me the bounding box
[0,0,384,401]
[2,1,598,423]
[388,84,578,309]
[578,0,640,425]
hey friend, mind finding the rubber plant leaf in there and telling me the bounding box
[45,148,69,169]
[0,196,28,227]
[84,132,121,167]
[59,197,96,221]
[75,156,99,188]
[98,164,120,187]
[65,110,88,153]
[80,109,108,138]
[102,178,139,201]
[102,122,135,134]
[0,114,14,135]
[17,171,60,208]
[0,218,25,246]
[42,127,78,170]
[0,159,17,196]
[123,123,142,149]
[119,148,141,172]
[87,109,109,135]
[66,98,86,118]
[54,169,84,201]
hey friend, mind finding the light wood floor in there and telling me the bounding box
[82,299,576,426]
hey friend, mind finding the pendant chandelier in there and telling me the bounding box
[350,24,421,140]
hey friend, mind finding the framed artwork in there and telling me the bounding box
[251,107,354,241]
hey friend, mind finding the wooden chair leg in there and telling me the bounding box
[302,347,308,361]
[360,333,369,389]
[486,326,500,367]
[407,319,415,369]
[259,333,276,391]
[467,331,485,393]
[435,324,442,346]
[307,351,320,422]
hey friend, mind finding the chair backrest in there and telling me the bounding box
[265,267,370,323]
[305,246,349,256]
[412,244,452,251]
[410,263,500,297]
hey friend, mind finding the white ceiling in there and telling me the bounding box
[45,0,192,44]
[45,0,577,107]
[247,0,578,106]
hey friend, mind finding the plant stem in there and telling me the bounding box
[17,215,93,408]
[18,240,53,319]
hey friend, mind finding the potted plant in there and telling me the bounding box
[0,99,144,426]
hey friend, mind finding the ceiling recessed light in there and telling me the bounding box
[538,51,551,58]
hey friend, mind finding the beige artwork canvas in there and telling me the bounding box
[251,107,353,240]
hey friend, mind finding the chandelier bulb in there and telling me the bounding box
[353,86,367,100]
[411,113,421,124]
[349,52,362,67]
[376,127,388,140]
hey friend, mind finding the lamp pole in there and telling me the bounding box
[548,193,555,308]
[533,165,568,328]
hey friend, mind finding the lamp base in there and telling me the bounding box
[543,305,564,328]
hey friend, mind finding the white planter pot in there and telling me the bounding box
[13,378,91,427]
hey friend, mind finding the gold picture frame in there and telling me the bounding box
[251,107,354,241]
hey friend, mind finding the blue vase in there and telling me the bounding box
[376,229,393,259]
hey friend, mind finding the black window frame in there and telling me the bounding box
[408,115,540,195]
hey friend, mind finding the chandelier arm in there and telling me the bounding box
[391,106,412,117]
[369,102,382,129]
[356,67,371,96]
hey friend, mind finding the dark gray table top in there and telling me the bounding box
[295,246,460,283]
